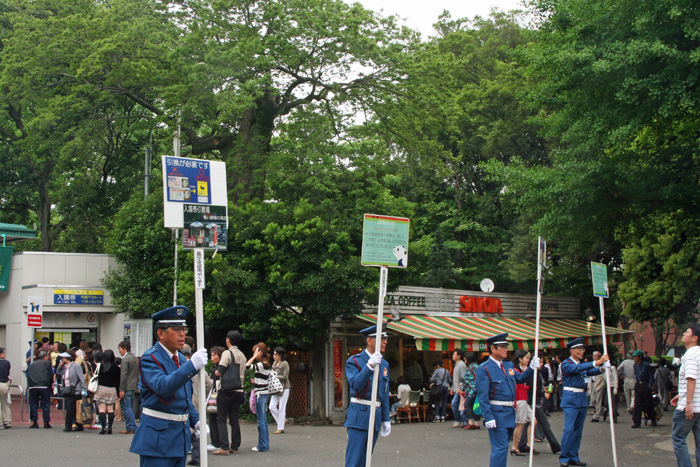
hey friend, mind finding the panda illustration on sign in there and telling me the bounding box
[392,245,408,266]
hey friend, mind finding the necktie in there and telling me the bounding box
[500,362,506,375]
[173,354,180,368]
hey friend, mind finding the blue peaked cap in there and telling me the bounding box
[486,333,508,347]
[566,338,584,349]
[152,305,189,326]
[360,323,387,337]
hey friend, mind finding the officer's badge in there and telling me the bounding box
[509,368,515,376]
[383,367,388,377]
[176,308,184,315]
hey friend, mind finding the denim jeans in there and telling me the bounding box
[121,390,137,431]
[451,392,464,424]
[255,393,270,451]
[672,408,700,467]
[29,387,51,423]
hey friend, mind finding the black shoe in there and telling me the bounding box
[510,449,526,456]
[62,427,73,432]
[569,462,587,466]
[99,428,106,435]
[560,464,569,467]
[44,423,52,429]
[651,420,658,427]
[591,418,599,422]
[631,424,641,428]
[187,461,201,466]
[552,448,561,454]
[30,421,39,429]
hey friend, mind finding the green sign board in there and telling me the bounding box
[361,214,410,267]
[0,246,13,292]
[591,262,609,298]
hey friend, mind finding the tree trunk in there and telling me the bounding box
[310,337,326,419]
[37,175,52,252]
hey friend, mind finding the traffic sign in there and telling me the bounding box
[361,214,410,267]
[27,296,43,328]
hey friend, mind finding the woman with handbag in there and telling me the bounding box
[93,349,120,434]
[511,350,536,456]
[269,347,291,434]
[429,360,451,422]
[246,342,272,452]
[206,346,225,452]
[461,355,481,430]
[57,350,87,432]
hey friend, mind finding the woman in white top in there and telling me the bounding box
[246,342,271,452]
[269,347,291,434]
[390,376,411,418]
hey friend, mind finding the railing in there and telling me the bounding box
[9,384,24,421]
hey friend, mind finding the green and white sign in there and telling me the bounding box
[591,262,609,298]
[0,246,13,292]
[361,214,410,268]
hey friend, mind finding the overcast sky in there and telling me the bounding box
[352,0,527,39]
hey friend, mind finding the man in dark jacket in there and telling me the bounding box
[27,350,53,428]
[118,340,139,434]
[632,349,657,428]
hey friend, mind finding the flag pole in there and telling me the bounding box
[365,265,388,467]
[528,237,545,467]
[599,296,618,467]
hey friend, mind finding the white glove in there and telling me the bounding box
[193,420,209,439]
[485,420,497,429]
[191,348,208,371]
[603,361,611,368]
[613,388,618,395]
[529,356,541,370]
[381,421,391,437]
[367,352,383,369]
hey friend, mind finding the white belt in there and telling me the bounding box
[489,400,515,407]
[563,387,585,393]
[142,407,189,422]
[351,397,381,408]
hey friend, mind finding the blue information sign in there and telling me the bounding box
[164,156,212,204]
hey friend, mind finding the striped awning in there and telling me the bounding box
[358,313,633,352]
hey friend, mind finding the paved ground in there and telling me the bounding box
[1,399,683,466]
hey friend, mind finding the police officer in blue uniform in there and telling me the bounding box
[130,306,209,467]
[559,338,610,467]
[344,324,391,467]
[475,333,540,467]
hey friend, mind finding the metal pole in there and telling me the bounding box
[599,296,618,467]
[173,229,179,306]
[365,266,388,467]
[194,248,208,467]
[528,249,544,466]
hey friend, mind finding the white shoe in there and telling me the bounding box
[207,444,216,452]
[252,447,259,452]
[453,422,462,427]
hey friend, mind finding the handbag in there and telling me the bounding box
[219,351,243,392]
[206,386,218,414]
[88,363,100,393]
[249,389,256,414]
[268,369,284,395]
[473,395,482,416]
[429,368,448,399]
[61,385,75,397]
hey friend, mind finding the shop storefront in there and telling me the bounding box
[325,286,633,423]
[0,252,148,383]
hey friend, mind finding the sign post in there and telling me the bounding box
[194,248,207,467]
[26,296,44,370]
[591,262,618,467]
[528,237,546,467]
[361,214,409,467]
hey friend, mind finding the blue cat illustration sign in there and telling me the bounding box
[361,214,410,268]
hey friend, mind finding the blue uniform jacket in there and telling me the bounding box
[475,358,533,429]
[634,361,654,387]
[560,357,603,409]
[344,351,390,432]
[130,343,200,458]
